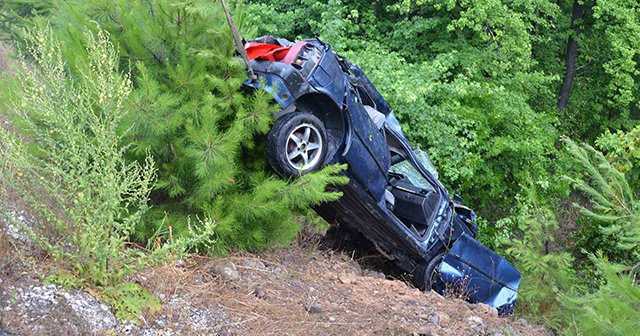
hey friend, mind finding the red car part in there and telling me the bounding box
[245,41,309,64]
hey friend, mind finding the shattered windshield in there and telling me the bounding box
[388,148,439,193]
[414,148,439,180]
[389,160,436,192]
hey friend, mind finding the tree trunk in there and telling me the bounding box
[557,0,584,110]
[374,0,383,19]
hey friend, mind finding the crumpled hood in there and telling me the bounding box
[434,234,521,315]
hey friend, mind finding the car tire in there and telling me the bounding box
[267,112,328,177]
[413,252,446,291]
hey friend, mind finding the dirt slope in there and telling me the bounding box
[1,216,550,336]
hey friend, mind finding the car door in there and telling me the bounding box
[341,88,391,202]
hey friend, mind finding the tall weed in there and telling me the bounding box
[0,26,155,288]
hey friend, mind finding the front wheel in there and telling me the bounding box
[267,112,328,177]
[413,252,446,291]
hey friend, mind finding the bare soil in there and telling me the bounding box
[0,214,551,336]
[129,230,549,336]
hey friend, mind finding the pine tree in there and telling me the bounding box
[559,138,640,335]
[11,0,347,252]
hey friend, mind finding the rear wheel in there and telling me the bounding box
[267,112,328,177]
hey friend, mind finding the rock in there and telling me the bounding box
[242,259,267,270]
[289,279,302,288]
[252,285,265,299]
[306,303,323,314]
[504,325,518,336]
[363,270,386,279]
[348,260,362,275]
[272,267,289,280]
[338,271,356,284]
[216,262,240,282]
[428,313,440,326]
[474,303,499,318]
[466,316,485,333]
[412,328,433,336]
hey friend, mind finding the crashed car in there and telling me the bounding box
[242,36,521,314]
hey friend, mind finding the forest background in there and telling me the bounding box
[0,0,639,334]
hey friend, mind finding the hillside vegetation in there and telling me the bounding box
[1,0,639,334]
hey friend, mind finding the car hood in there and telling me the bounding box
[434,234,521,315]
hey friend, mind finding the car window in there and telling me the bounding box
[389,160,436,192]
[414,148,439,180]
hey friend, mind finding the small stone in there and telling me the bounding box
[338,271,355,284]
[348,260,362,275]
[272,267,289,280]
[328,316,335,322]
[217,262,240,282]
[504,325,518,336]
[306,303,323,314]
[252,285,265,299]
[475,303,499,318]
[363,270,386,279]
[466,316,484,325]
[428,313,440,326]
[242,259,266,270]
[466,316,485,333]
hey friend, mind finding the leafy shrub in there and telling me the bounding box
[558,138,640,335]
[596,125,640,190]
[559,256,640,336]
[564,138,639,261]
[496,182,575,327]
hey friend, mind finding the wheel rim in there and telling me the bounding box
[285,123,323,171]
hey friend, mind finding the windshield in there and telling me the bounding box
[389,159,436,192]
[414,148,439,180]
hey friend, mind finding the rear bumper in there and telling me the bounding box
[435,234,521,315]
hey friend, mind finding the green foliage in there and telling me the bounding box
[592,0,640,113]
[101,281,162,321]
[559,256,640,336]
[0,26,156,287]
[560,137,640,335]
[0,0,53,40]
[564,138,639,261]
[8,0,347,253]
[596,125,640,190]
[498,182,575,327]
[44,272,87,289]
